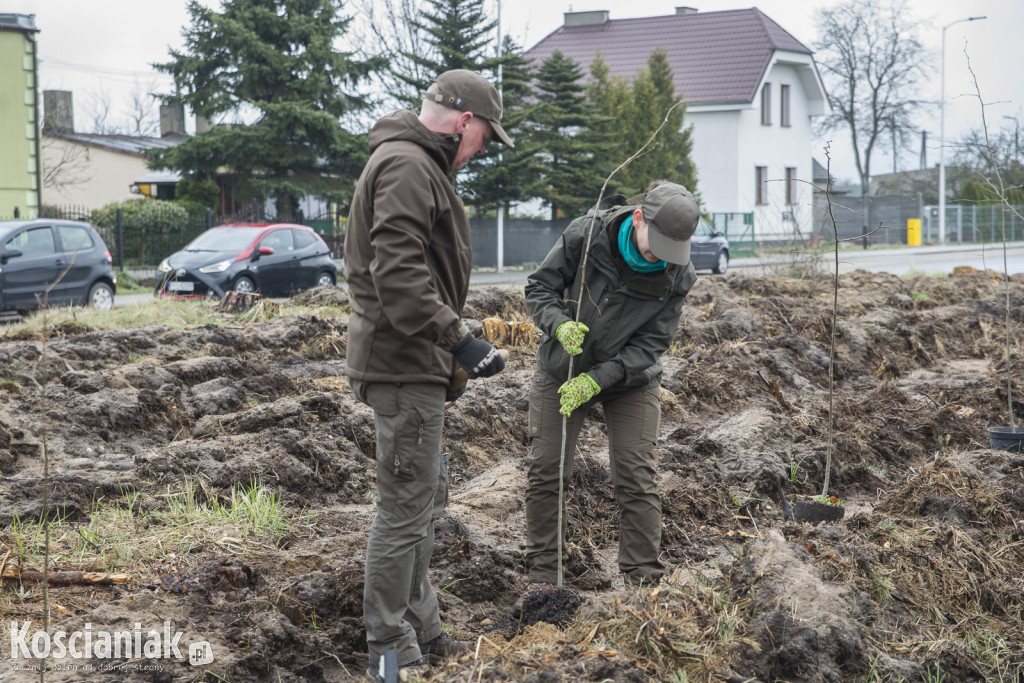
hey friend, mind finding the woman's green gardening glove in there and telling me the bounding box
[558,373,600,416]
[555,321,590,356]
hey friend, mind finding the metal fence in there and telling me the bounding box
[709,212,756,256]
[812,194,924,247]
[468,217,571,269]
[811,194,1024,247]
[922,204,1024,245]
[19,200,1018,271]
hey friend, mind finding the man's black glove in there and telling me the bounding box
[452,333,505,378]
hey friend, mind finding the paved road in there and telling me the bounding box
[731,242,1024,276]
[114,242,1024,308]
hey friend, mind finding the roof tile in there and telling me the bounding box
[524,8,810,105]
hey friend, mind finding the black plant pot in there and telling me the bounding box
[988,426,1024,452]
[792,498,845,525]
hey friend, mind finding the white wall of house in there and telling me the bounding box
[41,137,147,209]
[688,53,825,242]
[687,108,740,214]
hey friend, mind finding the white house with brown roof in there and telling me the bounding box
[40,90,183,210]
[524,6,830,242]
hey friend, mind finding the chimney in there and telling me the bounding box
[43,90,74,133]
[676,7,698,14]
[564,10,609,27]
[196,115,214,134]
[159,104,185,138]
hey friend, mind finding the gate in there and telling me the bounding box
[710,212,756,257]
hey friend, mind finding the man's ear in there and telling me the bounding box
[633,208,645,225]
[455,111,474,134]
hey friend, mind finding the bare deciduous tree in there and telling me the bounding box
[84,88,119,135]
[348,0,428,115]
[41,135,91,192]
[125,87,160,138]
[814,0,932,236]
[82,85,160,137]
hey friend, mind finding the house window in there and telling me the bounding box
[756,166,768,205]
[761,83,771,125]
[785,167,797,205]
[780,84,791,127]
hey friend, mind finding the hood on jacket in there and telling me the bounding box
[368,109,460,176]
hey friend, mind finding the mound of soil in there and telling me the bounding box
[2,272,1024,682]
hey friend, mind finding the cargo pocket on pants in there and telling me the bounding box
[640,386,662,444]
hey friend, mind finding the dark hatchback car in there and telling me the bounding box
[155,223,337,299]
[0,219,116,314]
[690,217,730,274]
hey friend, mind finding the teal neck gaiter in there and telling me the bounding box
[618,214,667,273]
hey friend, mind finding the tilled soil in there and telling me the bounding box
[2,269,1024,682]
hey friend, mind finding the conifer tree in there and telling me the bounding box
[622,49,698,197]
[532,50,606,219]
[588,49,699,200]
[587,54,633,196]
[151,0,380,219]
[461,36,542,214]
[393,0,500,109]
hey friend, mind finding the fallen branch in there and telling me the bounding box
[2,564,131,586]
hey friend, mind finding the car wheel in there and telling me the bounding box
[712,250,729,275]
[87,282,114,310]
[233,275,256,293]
[316,272,336,288]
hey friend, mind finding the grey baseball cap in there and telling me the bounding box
[426,69,515,148]
[642,183,699,265]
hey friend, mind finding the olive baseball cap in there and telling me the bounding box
[642,183,699,266]
[427,69,515,148]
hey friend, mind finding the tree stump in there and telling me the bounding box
[218,291,264,313]
[482,317,537,347]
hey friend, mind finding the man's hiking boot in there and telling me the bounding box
[511,582,557,619]
[418,632,468,664]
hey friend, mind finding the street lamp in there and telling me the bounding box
[939,15,986,245]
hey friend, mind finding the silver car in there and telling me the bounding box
[689,218,730,274]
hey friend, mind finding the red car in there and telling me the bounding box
[155,223,337,298]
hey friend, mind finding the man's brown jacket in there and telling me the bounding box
[344,109,471,384]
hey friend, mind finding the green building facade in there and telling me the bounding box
[0,14,41,219]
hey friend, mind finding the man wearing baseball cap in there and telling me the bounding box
[344,69,512,680]
[519,181,699,606]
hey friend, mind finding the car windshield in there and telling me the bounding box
[185,227,265,252]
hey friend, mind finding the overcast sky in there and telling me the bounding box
[8,0,1022,184]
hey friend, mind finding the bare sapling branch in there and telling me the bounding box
[963,45,1024,429]
[31,239,84,681]
[822,144,839,498]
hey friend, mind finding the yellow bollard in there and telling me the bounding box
[907,218,922,246]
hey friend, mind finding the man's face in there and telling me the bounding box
[452,115,493,171]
